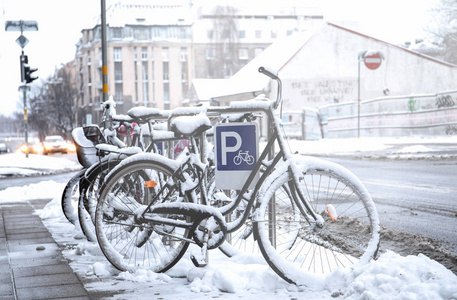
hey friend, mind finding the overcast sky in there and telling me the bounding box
[0,0,439,117]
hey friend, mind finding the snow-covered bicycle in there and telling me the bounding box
[94,67,380,286]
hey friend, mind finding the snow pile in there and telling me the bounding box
[328,251,457,299]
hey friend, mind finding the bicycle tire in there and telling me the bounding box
[61,169,86,225]
[95,157,191,273]
[78,159,123,242]
[253,156,380,285]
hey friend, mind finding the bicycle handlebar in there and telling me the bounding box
[258,66,282,110]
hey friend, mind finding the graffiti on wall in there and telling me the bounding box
[435,95,456,108]
[407,98,420,112]
[446,125,457,135]
[290,79,357,104]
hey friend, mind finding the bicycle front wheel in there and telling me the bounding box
[95,157,191,273]
[253,157,380,285]
[61,169,86,225]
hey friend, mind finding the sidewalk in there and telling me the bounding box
[0,199,115,300]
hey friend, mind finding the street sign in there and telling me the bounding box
[364,52,382,70]
[215,123,259,189]
[16,35,29,48]
[5,20,38,32]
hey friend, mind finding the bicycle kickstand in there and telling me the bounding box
[190,227,209,268]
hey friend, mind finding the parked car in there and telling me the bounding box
[0,143,8,154]
[43,135,67,155]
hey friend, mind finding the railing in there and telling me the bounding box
[319,90,457,138]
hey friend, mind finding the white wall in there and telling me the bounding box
[279,24,457,112]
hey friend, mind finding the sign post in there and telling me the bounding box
[5,20,38,157]
[357,50,384,138]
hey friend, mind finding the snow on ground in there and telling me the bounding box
[0,137,457,299]
[0,152,81,178]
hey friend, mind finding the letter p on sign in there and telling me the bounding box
[220,131,241,165]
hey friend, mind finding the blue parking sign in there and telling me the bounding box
[215,123,259,189]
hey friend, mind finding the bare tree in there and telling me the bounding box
[27,87,49,141]
[27,67,77,140]
[208,5,241,78]
[427,0,457,63]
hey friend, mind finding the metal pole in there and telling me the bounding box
[357,57,361,139]
[101,0,108,103]
[22,85,29,158]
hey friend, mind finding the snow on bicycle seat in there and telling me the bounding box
[112,114,134,123]
[127,106,170,121]
[170,113,212,138]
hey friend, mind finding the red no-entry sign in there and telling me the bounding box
[364,52,382,70]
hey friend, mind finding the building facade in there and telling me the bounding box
[74,0,323,125]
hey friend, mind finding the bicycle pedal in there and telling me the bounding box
[190,249,208,268]
[190,255,207,268]
[135,228,153,247]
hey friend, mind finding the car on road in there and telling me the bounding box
[43,135,68,155]
[0,143,8,154]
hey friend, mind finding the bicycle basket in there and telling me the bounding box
[72,126,106,168]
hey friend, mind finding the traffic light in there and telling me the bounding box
[20,54,38,84]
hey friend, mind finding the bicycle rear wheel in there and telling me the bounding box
[95,157,191,273]
[254,157,380,285]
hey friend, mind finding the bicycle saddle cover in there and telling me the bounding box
[171,113,212,138]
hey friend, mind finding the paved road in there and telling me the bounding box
[327,157,457,255]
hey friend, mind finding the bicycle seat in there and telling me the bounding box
[112,114,134,123]
[127,107,169,122]
[170,114,212,138]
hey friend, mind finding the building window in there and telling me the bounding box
[135,27,149,40]
[206,47,215,60]
[142,61,148,81]
[141,47,148,60]
[164,83,170,109]
[162,47,169,61]
[180,47,187,61]
[182,82,187,100]
[114,62,123,82]
[286,30,293,36]
[271,30,277,39]
[207,30,213,39]
[181,61,187,81]
[163,61,169,81]
[239,48,249,60]
[238,30,246,39]
[254,47,263,57]
[115,83,123,103]
[143,81,149,106]
[114,47,122,61]
[255,30,262,39]
[112,27,123,39]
